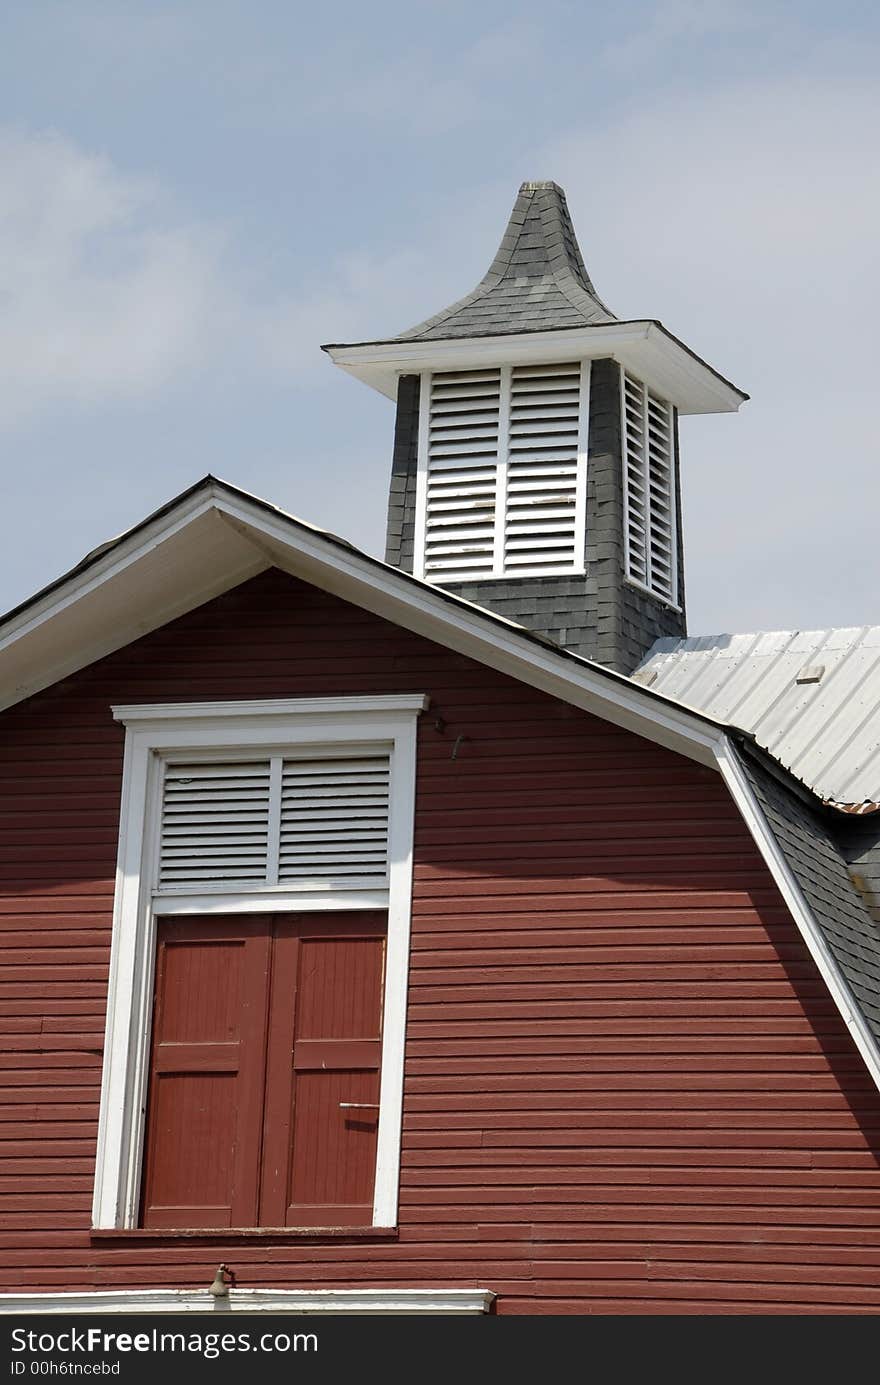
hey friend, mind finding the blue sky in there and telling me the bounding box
[1,0,878,635]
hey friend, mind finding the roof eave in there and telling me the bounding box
[322,321,748,416]
[0,475,732,769]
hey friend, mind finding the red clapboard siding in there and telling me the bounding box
[1,566,880,1315]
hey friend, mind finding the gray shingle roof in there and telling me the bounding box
[395,181,617,341]
[738,745,880,1045]
[834,814,880,926]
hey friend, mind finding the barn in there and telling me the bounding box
[2,183,879,1315]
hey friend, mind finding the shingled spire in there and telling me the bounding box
[324,181,747,675]
[395,181,616,341]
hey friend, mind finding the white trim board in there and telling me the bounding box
[323,321,747,415]
[0,1288,495,1316]
[93,696,424,1232]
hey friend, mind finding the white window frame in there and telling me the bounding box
[413,360,590,583]
[92,694,426,1232]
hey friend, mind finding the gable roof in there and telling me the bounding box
[636,626,880,809]
[394,180,616,341]
[2,473,880,1095]
[0,475,730,763]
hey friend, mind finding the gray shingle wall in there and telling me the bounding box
[384,374,420,568]
[834,816,880,925]
[384,361,686,673]
[740,748,880,1045]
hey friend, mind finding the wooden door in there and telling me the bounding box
[141,912,386,1229]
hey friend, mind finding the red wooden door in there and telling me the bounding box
[260,916,386,1226]
[141,918,270,1228]
[141,913,386,1229]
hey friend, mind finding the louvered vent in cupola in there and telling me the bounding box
[417,362,588,582]
[423,369,501,580]
[504,362,583,575]
[622,372,677,605]
[157,752,391,892]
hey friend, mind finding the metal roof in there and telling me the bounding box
[636,627,880,808]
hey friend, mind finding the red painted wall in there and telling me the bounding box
[2,568,879,1314]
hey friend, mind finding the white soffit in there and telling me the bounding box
[324,322,747,416]
[636,627,880,806]
[0,501,267,713]
[0,480,723,770]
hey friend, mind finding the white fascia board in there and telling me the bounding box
[0,1288,495,1315]
[715,737,880,1094]
[212,496,724,769]
[0,491,216,653]
[0,498,267,713]
[324,323,746,415]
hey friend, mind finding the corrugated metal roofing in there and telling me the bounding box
[635,627,880,807]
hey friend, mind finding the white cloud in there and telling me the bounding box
[0,127,483,425]
[0,129,224,424]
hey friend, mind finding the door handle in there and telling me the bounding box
[339,1102,380,1110]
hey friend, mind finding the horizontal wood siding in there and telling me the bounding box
[2,568,880,1314]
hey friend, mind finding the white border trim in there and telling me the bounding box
[412,371,431,581]
[113,695,428,722]
[324,321,747,414]
[715,737,880,1092]
[92,696,426,1231]
[0,1288,494,1316]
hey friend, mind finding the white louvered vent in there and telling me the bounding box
[622,372,677,604]
[424,369,501,580]
[157,752,391,892]
[419,362,587,582]
[279,755,390,883]
[159,762,272,887]
[504,362,582,574]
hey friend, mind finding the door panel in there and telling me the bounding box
[260,915,386,1227]
[141,919,270,1229]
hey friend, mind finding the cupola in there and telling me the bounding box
[323,181,747,673]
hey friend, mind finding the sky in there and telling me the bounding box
[0,0,878,637]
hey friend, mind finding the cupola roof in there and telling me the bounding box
[323,181,748,415]
[395,180,616,341]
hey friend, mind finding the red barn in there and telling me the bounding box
[2,184,879,1316]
